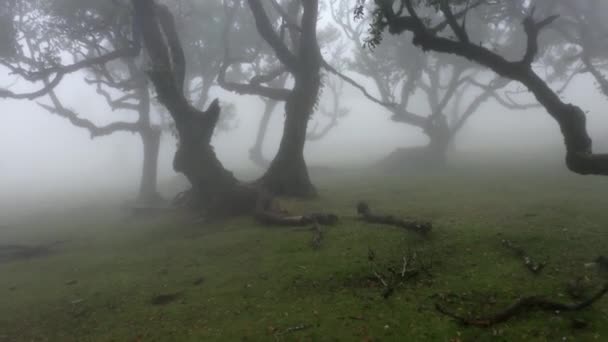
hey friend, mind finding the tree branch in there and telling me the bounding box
[247,0,298,71]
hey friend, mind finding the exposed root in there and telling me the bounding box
[501,239,545,274]
[357,202,431,236]
[436,283,608,327]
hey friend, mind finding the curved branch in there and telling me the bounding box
[247,0,298,71]
[436,283,608,327]
[0,46,138,100]
[218,62,290,101]
[321,59,396,108]
[38,91,140,138]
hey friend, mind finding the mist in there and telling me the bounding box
[2,0,608,340]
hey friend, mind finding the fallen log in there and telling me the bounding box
[356,202,431,236]
[436,283,608,327]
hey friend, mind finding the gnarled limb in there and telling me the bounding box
[368,0,608,176]
[38,90,140,139]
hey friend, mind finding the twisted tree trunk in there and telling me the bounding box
[258,69,319,197]
[133,0,260,216]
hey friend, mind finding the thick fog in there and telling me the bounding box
[2,0,608,223]
[3,73,608,222]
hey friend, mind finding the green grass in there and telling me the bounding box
[2,165,608,341]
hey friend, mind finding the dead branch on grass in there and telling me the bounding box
[436,283,608,327]
[357,202,431,236]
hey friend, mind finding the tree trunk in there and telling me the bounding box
[137,126,162,204]
[133,0,261,217]
[257,70,319,197]
[249,99,277,168]
[170,102,260,216]
[425,114,451,167]
[379,114,451,170]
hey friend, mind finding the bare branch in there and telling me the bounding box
[247,0,298,71]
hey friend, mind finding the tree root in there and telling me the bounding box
[357,202,431,236]
[435,283,608,327]
[501,239,545,274]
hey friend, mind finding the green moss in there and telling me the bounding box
[2,166,608,341]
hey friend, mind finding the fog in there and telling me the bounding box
[3,68,608,220]
[4,1,608,340]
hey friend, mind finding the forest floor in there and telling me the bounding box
[2,162,608,341]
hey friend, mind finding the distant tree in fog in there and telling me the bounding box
[331,0,542,170]
[359,0,608,176]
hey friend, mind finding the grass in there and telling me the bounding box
[2,164,608,341]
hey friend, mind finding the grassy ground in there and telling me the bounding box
[2,164,608,341]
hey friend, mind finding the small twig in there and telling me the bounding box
[501,239,545,274]
[275,323,312,336]
[373,270,389,288]
[310,221,324,250]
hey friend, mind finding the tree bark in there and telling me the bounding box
[249,99,276,168]
[137,126,162,204]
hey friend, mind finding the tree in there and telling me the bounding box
[359,0,608,175]
[2,0,166,204]
[0,0,138,99]
[331,0,536,169]
[245,32,351,169]
[219,0,325,197]
[534,0,608,98]
[131,0,263,216]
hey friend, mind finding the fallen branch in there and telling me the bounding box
[274,323,313,337]
[436,283,608,327]
[357,202,431,236]
[501,239,545,274]
[254,194,338,227]
[255,211,338,226]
